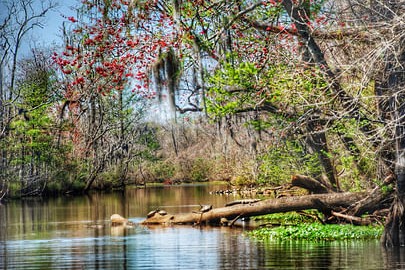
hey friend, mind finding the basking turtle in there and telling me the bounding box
[147,209,158,218]
[194,204,212,226]
[158,210,168,216]
[199,204,212,213]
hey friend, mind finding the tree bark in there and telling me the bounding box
[379,30,405,247]
[305,113,339,191]
[141,192,366,225]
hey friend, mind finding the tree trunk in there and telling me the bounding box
[141,192,366,225]
[305,113,339,191]
[380,34,405,247]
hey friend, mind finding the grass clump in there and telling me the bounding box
[249,223,383,241]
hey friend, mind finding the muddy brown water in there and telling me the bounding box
[0,184,404,269]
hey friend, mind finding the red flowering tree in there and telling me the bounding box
[54,0,183,190]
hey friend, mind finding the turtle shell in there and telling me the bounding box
[158,210,168,216]
[200,205,212,212]
[147,210,157,218]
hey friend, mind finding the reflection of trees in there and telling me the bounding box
[0,204,7,269]
[260,241,334,269]
[382,247,405,269]
[252,240,386,269]
[217,237,395,269]
[217,228,264,269]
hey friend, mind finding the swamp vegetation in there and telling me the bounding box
[1,0,405,246]
[250,212,384,241]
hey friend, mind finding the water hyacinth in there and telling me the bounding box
[249,223,384,241]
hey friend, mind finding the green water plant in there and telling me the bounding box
[249,223,383,241]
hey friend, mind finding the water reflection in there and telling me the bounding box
[0,185,404,269]
[382,247,405,269]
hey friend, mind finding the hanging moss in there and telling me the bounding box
[150,48,181,114]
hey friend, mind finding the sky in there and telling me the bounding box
[2,0,76,57]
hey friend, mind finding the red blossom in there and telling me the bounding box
[68,16,78,23]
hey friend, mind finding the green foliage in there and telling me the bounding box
[206,61,328,123]
[231,162,257,187]
[258,140,322,186]
[330,120,377,191]
[97,170,122,189]
[43,159,86,194]
[2,58,77,197]
[137,126,161,160]
[249,223,383,241]
[190,158,211,182]
[148,160,176,182]
[207,62,259,117]
[173,157,213,182]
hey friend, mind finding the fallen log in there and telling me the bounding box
[141,192,366,225]
[291,174,334,194]
[225,199,262,207]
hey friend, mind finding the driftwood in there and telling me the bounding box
[141,192,366,225]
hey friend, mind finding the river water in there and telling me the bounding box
[0,184,404,269]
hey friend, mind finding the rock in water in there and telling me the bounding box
[110,214,128,226]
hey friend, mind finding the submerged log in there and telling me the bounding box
[141,192,366,225]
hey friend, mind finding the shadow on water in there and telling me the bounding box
[0,184,404,269]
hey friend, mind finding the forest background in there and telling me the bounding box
[1,0,405,246]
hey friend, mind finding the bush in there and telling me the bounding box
[190,158,211,182]
[258,141,322,186]
[148,160,176,182]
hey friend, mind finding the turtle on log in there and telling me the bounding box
[147,209,168,218]
[191,204,213,226]
[158,209,168,216]
[147,210,158,218]
[199,204,212,213]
